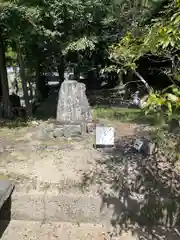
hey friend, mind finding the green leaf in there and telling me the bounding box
[170,40,175,47]
[167,101,172,115]
[166,93,178,102]
[162,39,170,49]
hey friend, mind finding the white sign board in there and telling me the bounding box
[95,127,114,146]
[133,139,143,151]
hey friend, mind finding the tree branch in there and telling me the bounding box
[133,69,151,92]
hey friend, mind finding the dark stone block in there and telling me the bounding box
[93,144,114,149]
[0,180,14,210]
[0,180,14,238]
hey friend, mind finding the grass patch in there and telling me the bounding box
[92,106,155,125]
[0,119,29,129]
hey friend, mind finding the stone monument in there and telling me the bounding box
[36,71,93,138]
[36,70,95,139]
[56,72,92,123]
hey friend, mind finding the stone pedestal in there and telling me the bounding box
[56,80,92,123]
[37,121,96,139]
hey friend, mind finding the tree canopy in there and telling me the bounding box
[110,0,180,82]
[0,0,179,117]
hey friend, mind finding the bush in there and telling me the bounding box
[141,85,180,126]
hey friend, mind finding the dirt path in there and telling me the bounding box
[0,121,139,190]
[0,123,101,193]
[2,120,178,240]
[0,121,140,240]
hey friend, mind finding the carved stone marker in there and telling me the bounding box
[95,126,115,148]
[48,78,94,138]
[56,80,92,123]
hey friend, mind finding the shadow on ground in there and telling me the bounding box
[81,129,180,239]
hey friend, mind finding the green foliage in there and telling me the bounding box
[1,0,177,107]
[110,0,180,78]
[1,0,165,75]
[63,36,98,54]
[142,85,180,124]
[110,31,147,72]
[6,47,17,66]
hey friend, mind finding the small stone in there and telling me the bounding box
[0,147,4,153]
[45,123,55,133]
[133,139,143,152]
[36,127,49,139]
[87,122,95,133]
[31,120,39,126]
[53,128,64,138]
[10,151,21,157]
[17,155,28,161]
[63,124,81,138]
[80,122,87,135]
[142,139,155,155]
[48,131,54,138]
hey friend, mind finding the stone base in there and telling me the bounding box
[37,121,96,139]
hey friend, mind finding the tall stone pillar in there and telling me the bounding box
[56,80,92,123]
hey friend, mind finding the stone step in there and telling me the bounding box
[6,192,113,223]
[1,220,138,240]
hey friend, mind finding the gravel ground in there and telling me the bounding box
[1,120,180,239]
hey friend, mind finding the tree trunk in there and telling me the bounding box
[56,55,64,84]
[28,79,33,100]
[0,35,12,118]
[17,46,32,117]
[35,59,42,101]
[13,66,19,94]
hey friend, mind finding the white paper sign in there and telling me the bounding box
[95,127,114,146]
[133,139,143,151]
